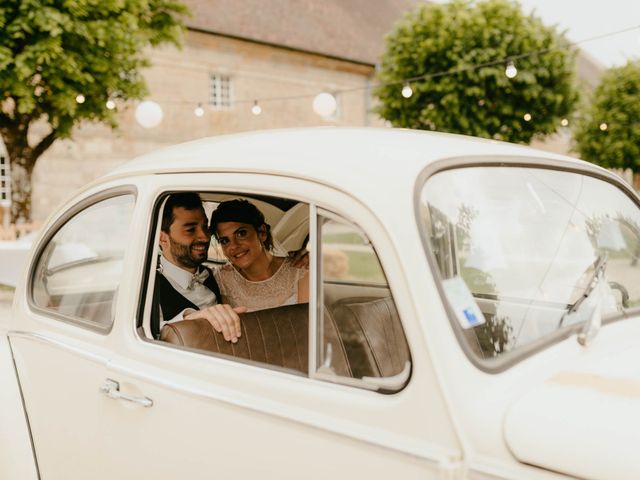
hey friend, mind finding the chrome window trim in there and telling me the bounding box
[414,155,640,373]
[308,203,319,377]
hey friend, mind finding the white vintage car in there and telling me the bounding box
[2,128,640,480]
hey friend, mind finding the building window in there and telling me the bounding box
[0,155,10,206]
[209,74,232,110]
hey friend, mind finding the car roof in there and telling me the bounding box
[108,127,584,175]
[102,127,596,203]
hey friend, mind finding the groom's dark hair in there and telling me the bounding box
[161,193,205,233]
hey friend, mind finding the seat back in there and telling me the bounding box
[160,303,351,376]
[161,298,407,381]
[331,297,409,379]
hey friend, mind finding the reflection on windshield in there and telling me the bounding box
[421,167,640,359]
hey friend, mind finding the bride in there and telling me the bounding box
[209,199,309,312]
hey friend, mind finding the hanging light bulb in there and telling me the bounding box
[106,99,116,110]
[560,118,569,127]
[401,83,413,98]
[505,60,518,79]
[523,113,532,122]
[312,92,337,118]
[75,94,85,104]
[251,100,262,116]
[194,103,205,117]
[600,122,608,131]
[135,100,163,128]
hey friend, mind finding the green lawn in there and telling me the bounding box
[344,251,386,283]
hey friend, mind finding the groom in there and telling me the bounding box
[153,192,244,343]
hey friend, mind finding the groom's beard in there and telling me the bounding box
[169,237,209,270]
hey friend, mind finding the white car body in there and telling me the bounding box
[2,128,639,480]
[0,233,35,287]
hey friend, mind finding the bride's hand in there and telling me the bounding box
[288,248,309,269]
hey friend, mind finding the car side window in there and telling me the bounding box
[315,213,411,391]
[152,192,410,392]
[31,194,135,331]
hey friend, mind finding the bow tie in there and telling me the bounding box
[188,269,209,290]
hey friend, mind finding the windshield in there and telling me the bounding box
[420,166,640,360]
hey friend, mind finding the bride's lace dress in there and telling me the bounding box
[214,257,306,312]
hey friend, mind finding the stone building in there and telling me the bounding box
[0,0,603,222]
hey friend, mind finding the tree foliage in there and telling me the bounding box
[573,61,640,170]
[373,0,578,144]
[0,0,188,222]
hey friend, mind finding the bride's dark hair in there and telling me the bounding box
[210,199,273,250]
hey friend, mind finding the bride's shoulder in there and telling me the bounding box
[214,263,235,275]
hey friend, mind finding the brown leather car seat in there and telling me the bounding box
[331,297,409,379]
[160,303,351,377]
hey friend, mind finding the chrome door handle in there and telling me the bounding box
[100,379,153,408]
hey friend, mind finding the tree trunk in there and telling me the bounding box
[0,114,57,224]
[2,127,36,224]
[9,158,33,224]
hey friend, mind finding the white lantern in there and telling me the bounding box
[135,100,163,128]
[312,92,337,118]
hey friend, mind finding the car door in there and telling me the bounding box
[9,189,136,479]
[96,173,462,480]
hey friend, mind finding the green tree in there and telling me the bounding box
[573,61,640,170]
[374,0,578,144]
[0,0,188,223]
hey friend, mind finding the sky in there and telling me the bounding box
[516,0,640,67]
[431,0,640,68]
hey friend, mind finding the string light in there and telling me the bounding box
[194,103,205,117]
[505,60,518,79]
[600,122,608,131]
[106,99,116,110]
[130,24,640,123]
[75,94,85,104]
